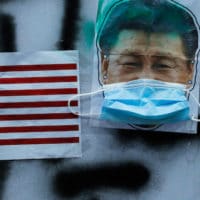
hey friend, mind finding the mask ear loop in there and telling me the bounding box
[129,123,162,131]
[68,88,107,117]
[68,83,128,117]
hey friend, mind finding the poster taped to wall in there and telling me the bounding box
[90,0,200,134]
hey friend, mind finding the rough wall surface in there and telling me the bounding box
[0,1,200,200]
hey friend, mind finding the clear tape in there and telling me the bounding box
[183,88,200,122]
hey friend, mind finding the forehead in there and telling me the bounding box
[110,30,186,58]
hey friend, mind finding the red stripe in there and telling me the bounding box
[0,101,78,108]
[0,76,77,84]
[0,88,78,96]
[0,137,79,145]
[0,125,79,133]
[0,113,78,121]
[0,64,77,72]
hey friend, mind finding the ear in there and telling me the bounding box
[185,62,195,87]
[187,62,194,84]
[101,54,109,84]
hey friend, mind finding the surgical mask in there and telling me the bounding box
[100,79,190,125]
[68,79,199,127]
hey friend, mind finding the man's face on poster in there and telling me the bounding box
[101,30,194,85]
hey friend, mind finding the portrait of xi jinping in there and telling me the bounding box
[97,0,199,87]
[95,0,200,129]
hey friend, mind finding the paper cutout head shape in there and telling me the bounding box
[96,0,199,86]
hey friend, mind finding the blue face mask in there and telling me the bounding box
[100,79,190,125]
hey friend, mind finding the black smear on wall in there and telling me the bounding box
[53,162,150,198]
[117,129,199,149]
[43,158,64,166]
[0,0,12,3]
[0,13,14,197]
[0,13,16,52]
[0,161,10,199]
[141,132,199,148]
[58,0,80,50]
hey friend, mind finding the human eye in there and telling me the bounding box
[152,60,175,71]
[119,55,142,68]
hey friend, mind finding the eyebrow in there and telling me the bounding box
[151,54,190,64]
[53,162,150,198]
[111,50,188,61]
[150,53,187,60]
[151,55,176,61]
[110,49,144,56]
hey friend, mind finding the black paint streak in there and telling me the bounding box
[0,13,16,52]
[0,0,12,3]
[53,162,150,198]
[141,132,198,148]
[117,129,199,149]
[58,0,80,50]
[0,161,10,199]
[0,12,14,198]
[89,195,101,200]
[43,158,64,166]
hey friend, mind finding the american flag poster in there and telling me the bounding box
[0,51,81,160]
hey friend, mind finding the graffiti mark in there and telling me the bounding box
[58,0,80,50]
[0,13,16,52]
[53,162,150,198]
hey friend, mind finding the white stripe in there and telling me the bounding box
[0,51,78,65]
[0,107,79,115]
[0,82,78,90]
[0,119,80,127]
[0,132,80,139]
[0,94,79,102]
[0,70,78,78]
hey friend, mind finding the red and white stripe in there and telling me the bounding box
[0,63,80,146]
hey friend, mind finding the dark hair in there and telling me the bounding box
[98,0,199,59]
